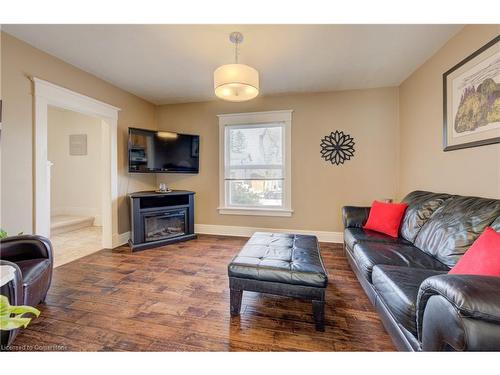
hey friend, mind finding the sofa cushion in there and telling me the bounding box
[372,265,447,335]
[400,191,451,243]
[491,216,500,232]
[414,195,500,268]
[352,241,449,282]
[344,227,410,250]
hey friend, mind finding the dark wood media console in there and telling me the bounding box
[129,190,196,251]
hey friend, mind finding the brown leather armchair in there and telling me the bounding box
[1,235,53,350]
[0,235,53,306]
[1,259,24,349]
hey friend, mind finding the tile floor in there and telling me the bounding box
[50,226,103,268]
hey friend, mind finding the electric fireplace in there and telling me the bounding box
[129,190,196,251]
[144,210,186,242]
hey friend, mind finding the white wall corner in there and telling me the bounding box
[112,231,130,249]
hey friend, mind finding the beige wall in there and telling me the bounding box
[157,88,400,232]
[0,31,3,228]
[48,107,103,225]
[1,32,157,235]
[0,29,2,99]
[3,25,498,238]
[399,25,500,199]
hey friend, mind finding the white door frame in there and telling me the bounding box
[33,78,121,249]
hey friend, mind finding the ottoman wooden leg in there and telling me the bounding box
[312,299,325,331]
[230,288,243,316]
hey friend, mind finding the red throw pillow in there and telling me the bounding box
[363,200,408,238]
[449,227,500,276]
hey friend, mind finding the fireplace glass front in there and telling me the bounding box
[144,210,186,242]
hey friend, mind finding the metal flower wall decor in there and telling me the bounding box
[320,130,355,165]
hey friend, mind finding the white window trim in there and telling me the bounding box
[217,110,293,217]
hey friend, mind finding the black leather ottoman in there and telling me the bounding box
[228,232,328,331]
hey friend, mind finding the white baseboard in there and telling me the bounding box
[112,231,130,248]
[195,224,343,243]
[51,207,102,226]
[109,225,343,249]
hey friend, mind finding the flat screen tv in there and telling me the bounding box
[128,128,199,173]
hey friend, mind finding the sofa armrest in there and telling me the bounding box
[342,206,370,228]
[0,259,23,305]
[417,274,500,351]
[0,235,53,263]
[0,260,24,348]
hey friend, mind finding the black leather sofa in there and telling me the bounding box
[342,191,500,351]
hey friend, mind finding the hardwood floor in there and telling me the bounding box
[11,235,395,351]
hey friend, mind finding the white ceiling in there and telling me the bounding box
[3,24,462,104]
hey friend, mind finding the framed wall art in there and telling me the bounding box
[443,35,500,151]
[320,130,355,165]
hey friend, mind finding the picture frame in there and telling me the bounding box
[443,35,500,151]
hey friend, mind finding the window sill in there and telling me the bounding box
[217,207,293,217]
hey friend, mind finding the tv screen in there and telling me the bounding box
[128,128,199,173]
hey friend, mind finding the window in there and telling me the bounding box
[218,110,292,217]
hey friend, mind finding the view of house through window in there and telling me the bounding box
[226,124,284,208]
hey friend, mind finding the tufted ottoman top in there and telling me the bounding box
[228,232,328,288]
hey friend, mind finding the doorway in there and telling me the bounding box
[47,106,105,266]
[33,78,120,260]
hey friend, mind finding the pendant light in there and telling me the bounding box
[214,32,259,102]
